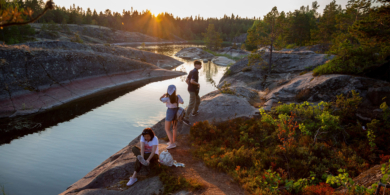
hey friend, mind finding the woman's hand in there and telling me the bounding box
[146,159,150,165]
[160,94,166,101]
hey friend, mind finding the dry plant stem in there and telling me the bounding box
[375,181,390,195]
[0,1,54,28]
[312,128,325,144]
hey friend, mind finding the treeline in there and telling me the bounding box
[246,0,390,77]
[2,0,254,42]
[245,0,346,51]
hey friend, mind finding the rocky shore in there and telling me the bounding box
[0,41,184,119]
[60,47,390,194]
[30,23,186,44]
[174,47,248,66]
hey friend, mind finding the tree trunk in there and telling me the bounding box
[269,42,273,76]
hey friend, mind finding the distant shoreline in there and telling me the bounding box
[112,41,188,46]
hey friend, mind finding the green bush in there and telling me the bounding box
[285,44,297,49]
[70,33,83,43]
[0,25,35,44]
[313,40,388,76]
[190,91,390,194]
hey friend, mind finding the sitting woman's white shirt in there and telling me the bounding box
[140,135,159,155]
[160,95,184,108]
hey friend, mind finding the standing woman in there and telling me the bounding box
[160,85,184,149]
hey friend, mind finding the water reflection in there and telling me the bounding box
[202,61,219,83]
[0,78,172,145]
[136,44,206,57]
[135,44,222,86]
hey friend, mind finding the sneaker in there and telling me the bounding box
[126,177,138,186]
[191,111,199,116]
[137,155,149,166]
[167,143,177,149]
[182,119,191,126]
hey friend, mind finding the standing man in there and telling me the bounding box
[182,60,202,126]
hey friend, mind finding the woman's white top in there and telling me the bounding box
[160,95,184,108]
[140,135,159,155]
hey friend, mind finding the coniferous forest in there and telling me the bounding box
[2,0,389,69]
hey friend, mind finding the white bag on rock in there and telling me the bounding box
[159,150,174,166]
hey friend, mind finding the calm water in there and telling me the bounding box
[0,44,226,195]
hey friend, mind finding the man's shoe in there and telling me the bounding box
[191,111,199,116]
[182,119,191,126]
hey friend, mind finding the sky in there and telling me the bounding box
[53,0,358,19]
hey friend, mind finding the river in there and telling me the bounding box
[0,44,227,195]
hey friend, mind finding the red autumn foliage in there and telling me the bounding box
[302,183,334,195]
[380,154,390,164]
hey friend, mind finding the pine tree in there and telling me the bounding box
[311,0,342,50]
[248,6,283,75]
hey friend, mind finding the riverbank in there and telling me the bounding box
[29,23,184,44]
[112,41,188,46]
[0,41,186,143]
[60,46,390,194]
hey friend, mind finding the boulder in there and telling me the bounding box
[217,46,249,58]
[211,56,236,66]
[192,90,258,123]
[218,49,390,112]
[263,73,390,108]
[219,51,335,91]
[258,47,275,52]
[174,47,214,60]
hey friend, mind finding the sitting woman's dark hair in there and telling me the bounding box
[141,128,155,140]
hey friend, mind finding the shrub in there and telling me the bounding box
[285,44,297,49]
[71,33,83,43]
[312,40,388,76]
[190,91,390,194]
[302,183,334,195]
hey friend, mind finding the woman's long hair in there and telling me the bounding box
[167,90,177,104]
[142,128,155,140]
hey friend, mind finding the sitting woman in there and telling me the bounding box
[127,128,159,186]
